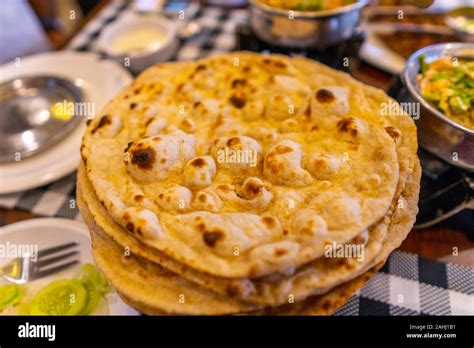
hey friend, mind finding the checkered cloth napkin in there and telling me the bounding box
[1,0,473,316]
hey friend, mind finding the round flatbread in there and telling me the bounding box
[77,160,420,315]
[81,52,401,278]
[78,161,388,306]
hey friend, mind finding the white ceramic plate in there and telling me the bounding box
[359,23,406,75]
[0,218,139,315]
[360,0,472,74]
[0,51,132,194]
[360,23,454,75]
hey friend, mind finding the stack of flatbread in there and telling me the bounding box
[77,52,421,315]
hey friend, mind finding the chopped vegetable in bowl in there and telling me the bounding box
[417,55,474,130]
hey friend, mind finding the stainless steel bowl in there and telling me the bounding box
[248,0,369,48]
[0,76,84,163]
[401,42,474,172]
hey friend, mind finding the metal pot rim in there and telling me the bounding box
[402,42,474,136]
[249,0,369,19]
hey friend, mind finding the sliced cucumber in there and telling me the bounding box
[75,263,109,294]
[80,289,102,315]
[0,284,20,309]
[29,279,88,315]
[75,263,110,314]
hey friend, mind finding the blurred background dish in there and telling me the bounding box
[0,76,84,163]
[0,51,132,194]
[132,0,202,40]
[401,42,474,171]
[445,6,474,41]
[361,0,474,73]
[248,0,369,48]
[361,21,457,73]
[95,11,178,74]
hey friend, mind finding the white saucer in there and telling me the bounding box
[0,51,132,194]
[0,218,139,315]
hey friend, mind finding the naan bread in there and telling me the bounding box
[78,162,388,306]
[265,159,421,315]
[289,56,418,210]
[113,265,384,316]
[81,52,401,278]
[77,160,420,315]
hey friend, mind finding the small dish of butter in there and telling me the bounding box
[111,27,168,55]
[96,12,178,73]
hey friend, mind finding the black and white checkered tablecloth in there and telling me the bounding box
[68,0,246,62]
[1,0,472,316]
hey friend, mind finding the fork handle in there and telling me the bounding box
[0,260,15,276]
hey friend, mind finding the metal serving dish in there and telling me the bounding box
[401,42,474,172]
[248,0,369,48]
[0,76,84,163]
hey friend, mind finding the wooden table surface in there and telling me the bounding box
[1,3,473,267]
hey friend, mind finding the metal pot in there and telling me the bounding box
[401,42,474,172]
[248,0,369,48]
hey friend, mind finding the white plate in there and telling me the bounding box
[360,24,406,75]
[360,23,455,75]
[0,218,139,315]
[360,0,472,74]
[0,51,132,194]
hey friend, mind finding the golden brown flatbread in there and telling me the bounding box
[78,161,419,315]
[81,52,403,278]
[78,52,420,315]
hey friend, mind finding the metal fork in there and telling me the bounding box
[0,242,80,284]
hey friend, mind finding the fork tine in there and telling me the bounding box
[34,251,79,268]
[31,260,80,280]
[37,242,79,258]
